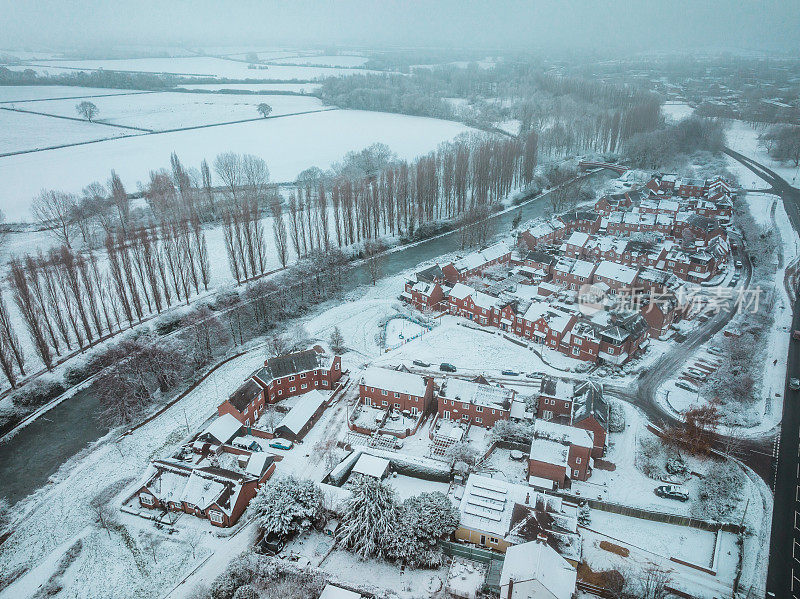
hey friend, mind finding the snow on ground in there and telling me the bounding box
[176,83,321,93]
[0,108,130,154]
[726,119,800,187]
[661,101,694,124]
[371,315,575,377]
[0,86,153,103]
[0,109,477,221]
[0,345,269,599]
[24,57,383,80]
[582,510,739,599]
[268,55,369,68]
[385,473,450,501]
[22,92,325,131]
[384,317,428,349]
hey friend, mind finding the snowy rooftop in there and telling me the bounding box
[439,377,514,409]
[594,261,638,285]
[458,474,565,539]
[319,584,362,599]
[351,453,390,479]
[533,420,593,449]
[200,414,242,445]
[565,231,589,246]
[360,366,429,397]
[499,540,577,599]
[275,389,327,436]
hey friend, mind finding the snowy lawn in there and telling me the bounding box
[726,119,800,187]
[25,92,325,131]
[0,108,131,154]
[0,109,478,221]
[318,550,448,599]
[384,317,429,349]
[581,510,739,599]
[384,473,450,501]
[661,101,694,124]
[372,316,575,377]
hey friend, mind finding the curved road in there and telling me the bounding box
[721,147,800,599]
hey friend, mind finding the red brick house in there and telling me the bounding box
[572,381,608,458]
[447,283,500,326]
[528,420,594,488]
[402,265,446,310]
[592,261,639,295]
[437,377,514,428]
[516,250,556,283]
[551,258,596,291]
[536,376,574,423]
[640,293,681,338]
[676,178,707,198]
[520,220,566,250]
[558,210,601,235]
[251,347,342,402]
[217,378,267,426]
[441,242,511,283]
[359,366,435,416]
[136,449,276,528]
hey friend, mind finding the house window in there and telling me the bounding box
[476,406,483,412]
[139,493,154,506]
[564,402,569,408]
[245,419,249,426]
[462,403,468,409]
[382,401,388,406]
[394,403,400,409]
[576,457,582,464]
[301,384,307,390]
[290,386,296,392]
[573,469,580,477]
[489,537,499,544]
[322,381,328,387]
[277,390,283,396]
[394,392,399,398]
[209,510,224,524]
[492,409,495,415]
[382,390,388,395]
[411,407,418,416]
[365,398,371,406]
[300,373,306,379]
[289,375,295,381]
[476,417,482,424]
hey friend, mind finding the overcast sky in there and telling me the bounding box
[2,0,798,56]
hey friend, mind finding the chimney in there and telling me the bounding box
[537,533,548,544]
[525,492,530,505]
[507,579,514,598]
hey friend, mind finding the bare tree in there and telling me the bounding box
[32,190,76,247]
[108,171,130,235]
[257,103,272,118]
[75,101,98,122]
[9,258,52,370]
[271,198,289,269]
[363,239,385,285]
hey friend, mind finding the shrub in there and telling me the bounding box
[608,401,626,433]
[11,379,66,409]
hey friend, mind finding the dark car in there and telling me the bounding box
[654,485,689,502]
[259,531,286,555]
[412,360,431,367]
[501,370,519,376]
[439,363,457,372]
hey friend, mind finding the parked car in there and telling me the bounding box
[269,438,294,450]
[676,381,698,392]
[525,372,541,379]
[792,330,800,341]
[654,485,689,502]
[501,370,519,376]
[440,363,457,372]
[790,378,800,391]
[259,531,287,555]
[412,359,431,367]
[735,260,742,268]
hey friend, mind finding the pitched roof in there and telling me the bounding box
[573,381,608,427]
[227,378,262,412]
[500,541,577,599]
[201,414,242,445]
[263,348,325,380]
[360,367,429,397]
[275,389,327,436]
[439,377,514,409]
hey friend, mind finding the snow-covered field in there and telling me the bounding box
[24,92,325,131]
[268,55,369,68]
[384,318,428,349]
[726,119,800,187]
[176,83,321,93]
[661,101,694,123]
[0,108,130,154]
[21,57,382,80]
[0,109,477,221]
[0,86,153,103]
